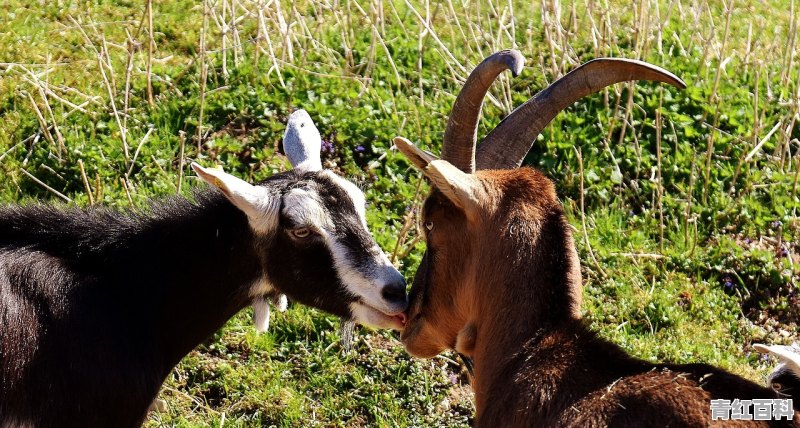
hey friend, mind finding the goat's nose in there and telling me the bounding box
[381,280,408,307]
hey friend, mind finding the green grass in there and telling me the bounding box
[1,0,799,426]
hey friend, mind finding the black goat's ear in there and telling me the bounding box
[283,109,323,172]
[192,163,278,233]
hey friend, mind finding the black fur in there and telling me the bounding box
[0,190,258,427]
[771,366,800,410]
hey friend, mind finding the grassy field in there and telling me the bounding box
[1,0,799,426]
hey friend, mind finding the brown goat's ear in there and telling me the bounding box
[394,137,482,217]
[393,136,439,170]
[425,160,483,215]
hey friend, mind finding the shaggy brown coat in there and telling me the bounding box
[396,145,799,427]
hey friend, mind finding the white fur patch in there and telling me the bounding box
[323,170,367,227]
[282,188,331,230]
[323,230,401,315]
[273,294,288,312]
[252,297,271,332]
[350,301,403,330]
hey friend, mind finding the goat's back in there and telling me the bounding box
[561,364,794,427]
[476,323,798,427]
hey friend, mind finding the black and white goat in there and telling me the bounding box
[0,110,407,427]
[756,343,800,410]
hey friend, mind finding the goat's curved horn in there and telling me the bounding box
[442,49,525,173]
[475,58,686,170]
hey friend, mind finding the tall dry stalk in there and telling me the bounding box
[177,131,187,194]
[656,86,664,253]
[701,0,734,205]
[78,159,95,205]
[574,146,607,279]
[147,0,154,106]
[197,0,209,151]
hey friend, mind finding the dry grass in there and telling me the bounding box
[1,1,798,426]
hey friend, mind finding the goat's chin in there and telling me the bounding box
[400,328,445,358]
[349,302,406,330]
[401,341,444,359]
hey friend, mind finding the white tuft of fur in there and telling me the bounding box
[253,297,272,332]
[273,294,288,312]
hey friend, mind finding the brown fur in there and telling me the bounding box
[401,167,799,427]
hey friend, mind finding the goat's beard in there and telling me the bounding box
[339,320,355,351]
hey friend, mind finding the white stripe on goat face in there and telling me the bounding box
[322,172,400,309]
[282,187,332,231]
[324,171,368,227]
[281,172,405,317]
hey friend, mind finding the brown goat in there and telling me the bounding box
[394,50,799,427]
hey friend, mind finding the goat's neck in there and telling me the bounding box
[115,194,262,371]
[468,208,582,416]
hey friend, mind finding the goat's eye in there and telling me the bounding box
[425,221,434,231]
[291,228,311,238]
[773,382,783,391]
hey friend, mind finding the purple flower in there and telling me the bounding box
[771,220,783,229]
[355,145,365,153]
[743,238,751,244]
[779,248,789,258]
[723,276,734,289]
[321,140,335,153]
[449,373,458,384]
